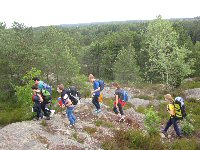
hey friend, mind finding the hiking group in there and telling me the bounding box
[31,74,128,125]
[31,74,187,137]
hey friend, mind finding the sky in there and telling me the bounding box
[0,0,199,27]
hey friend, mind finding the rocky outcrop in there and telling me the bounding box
[0,97,146,150]
[185,88,200,100]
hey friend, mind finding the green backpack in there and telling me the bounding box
[41,89,52,102]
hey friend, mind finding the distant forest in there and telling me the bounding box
[0,16,200,101]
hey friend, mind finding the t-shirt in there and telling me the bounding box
[38,81,44,90]
[114,89,126,106]
[32,94,40,104]
[93,80,100,96]
[61,90,74,107]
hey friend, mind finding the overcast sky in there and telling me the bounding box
[0,0,199,27]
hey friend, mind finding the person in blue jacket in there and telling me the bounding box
[89,74,101,113]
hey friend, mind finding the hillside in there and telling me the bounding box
[0,86,200,149]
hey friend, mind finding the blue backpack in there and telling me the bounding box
[43,82,52,95]
[98,80,105,91]
[120,89,129,102]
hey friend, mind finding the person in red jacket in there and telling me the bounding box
[112,82,126,122]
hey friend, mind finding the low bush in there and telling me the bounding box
[144,107,161,136]
[171,138,200,150]
[94,119,113,128]
[83,126,97,134]
[135,105,146,114]
[181,119,195,136]
[102,129,164,150]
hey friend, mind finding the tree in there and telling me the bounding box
[36,26,80,84]
[0,22,35,100]
[113,45,141,83]
[141,16,193,88]
[192,41,200,76]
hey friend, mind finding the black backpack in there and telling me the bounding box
[66,86,81,105]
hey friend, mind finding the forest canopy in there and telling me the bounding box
[0,16,200,101]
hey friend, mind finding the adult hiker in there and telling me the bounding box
[32,77,51,120]
[31,85,43,120]
[88,74,101,113]
[57,84,76,128]
[161,94,182,138]
[112,82,126,122]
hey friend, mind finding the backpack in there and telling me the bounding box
[41,82,52,102]
[98,80,105,91]
[66,86,81,105]
[119,89,129,102]
[174,97,187,120]
[43,82,52,95]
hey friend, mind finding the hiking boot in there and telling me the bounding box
[67,124,75,128]
[161,130,167,135]
[97,109,102,113]
[178,135,183,139]
[119,116,125,122]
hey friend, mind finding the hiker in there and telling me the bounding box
[31,85,43,120]
[57,84,76,128]
[161,94,182,138]
[32,77,51,120]
[112,82,126,122]
[88,74,101,113]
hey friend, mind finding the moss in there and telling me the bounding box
[83,126,97,134]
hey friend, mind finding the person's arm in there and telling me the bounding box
[169,109,175,116]
[37,94,43,102]
[92,87,100,94]
[65,99,72,107]
[168,104,175,116]
[115,94,119,108]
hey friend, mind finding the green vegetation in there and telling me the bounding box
[94,119,113,128]
[0,16,200,148]
[135,95,153,100]
[102,129,200,150]
[181,119,195,136]
[40,120,47,127]
[83,126,97,134]
[144,107,161,136]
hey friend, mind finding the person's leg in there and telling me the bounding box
[117,103,124,116]
[66,107,75,125]
[113,106,119,114]
[92,96,100,110]
[118,103,125,121]
[41,102,50,119]
[172,118,182,137]
[71,107,76,122]
[37,103,42,119]
[163,118,173,132]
